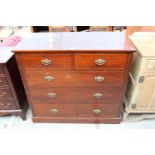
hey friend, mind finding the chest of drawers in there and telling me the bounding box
[13,32,135,123]
[0,48,28,120]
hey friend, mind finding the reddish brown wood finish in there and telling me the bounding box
[0,53,28,120]
[89,26,113,32]
[24,70,125,87]
[33,103,120,117]
[0,76,8,87]
[0,66,5,75]
[13,32,135,123]
[48,26,71,32]
[12,32,135,52]
[126,26,155,36]
[32,116,122,123]
[74,53,127,70]
[17,53,72,70]
[0,87,13,98]
[0,99,17,110]
[28,87,122,103]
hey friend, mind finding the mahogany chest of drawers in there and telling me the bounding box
[12,32,135,123]
[0,48,28,120]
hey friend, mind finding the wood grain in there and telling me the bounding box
[0,87,13,98]
[23,70,125,87]
[33,103,120,118]
[0,75,8,87]
[74,53,127,70]
[17,53,72,70]
[126,26,155,36]
[48,26,71,32]
[0,99,16,110]
[0,66,5,75]
[28,87,122,103]
[13,32,135,123]
[12,32,135,52]
[0,54,28,120]
[32,116,122,123]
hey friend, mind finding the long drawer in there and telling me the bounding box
[74,53,127,70]
[28,87,122,103]
[16,53,72,70]
[0,99,17,110]
[24,70,124,87]
[33,103,120,118]
[0,87,13,98]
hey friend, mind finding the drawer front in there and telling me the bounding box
[0,66,5,75]
[0,99,17,110]
[0,76,8,87]
[74,53,127,70]
[33,103,120,118]
[0,87,13,98]
[29,87,122,103]
[17,53,72,70]
[146,59,155,70]
[24,70,124,87]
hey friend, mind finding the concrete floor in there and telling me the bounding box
[1,108,155,129]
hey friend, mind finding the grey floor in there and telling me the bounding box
[1,108,155,129]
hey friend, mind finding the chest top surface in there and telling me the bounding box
[0,47,14,64]
[129,32,155,57]
[12,32,135,52]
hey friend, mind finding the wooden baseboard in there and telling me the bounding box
[32,116,122,124]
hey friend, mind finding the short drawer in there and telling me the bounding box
[16,53,72,70]
[74,53,127,70]
[0,87,13,98]
[29,87,122,103]
[0,75,8,87]
[33,103,120,118]
[0,99,17,110]
[24,70,125,87]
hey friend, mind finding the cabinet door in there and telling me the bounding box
[136,73,155,111]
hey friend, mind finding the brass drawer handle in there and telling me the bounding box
[47,92,57,98]
[92,109,102,114]
[41,59,52,66]
[94,76,104,82]
[93,93,103,99]
[49,108,59,114]
[95,59,106,65]
[44,75,54,81]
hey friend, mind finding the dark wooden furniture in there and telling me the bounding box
[31,26,71,32]
[0,48,28,120]
[31,26,113,32]
[13,32,135,123]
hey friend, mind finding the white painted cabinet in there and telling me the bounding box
[124,32,155,120]
[135,72,155,110]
